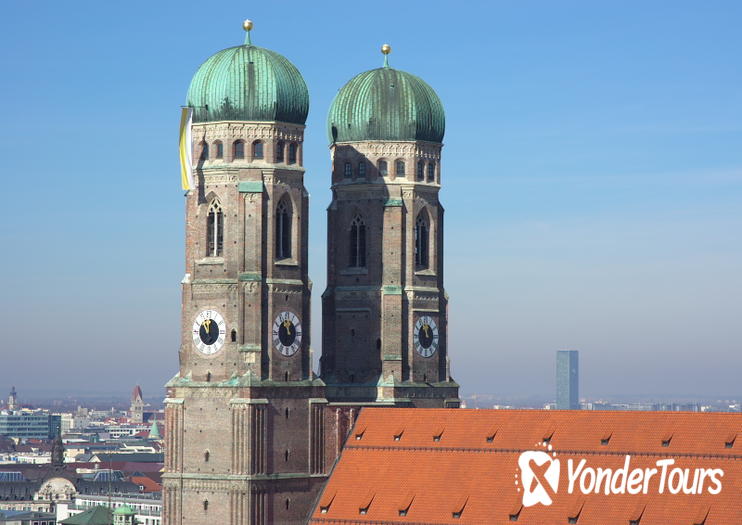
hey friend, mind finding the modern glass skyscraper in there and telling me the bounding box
[556,350,579,409]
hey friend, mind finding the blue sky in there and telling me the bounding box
[0,1,740,401]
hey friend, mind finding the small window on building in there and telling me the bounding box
[358,161,366,178]
[252,140,264,159]
[416,160,425,181]
[349,215,366,268]
[414,212,429,269]
[206,200,224,257]
[276,198,292,259]
[230,330,236,342]
[344,162,353,178]
[199,141,209,160]
[284,450,289,462]
[288,143,297,164]
[427,161,435,182]
[233,140,245,159]
[378,159,388,176]
[395,160,406,177]
[214,141,223,159]
[203,500,208,511]
[276,140,285,162]
[204,451,210,462]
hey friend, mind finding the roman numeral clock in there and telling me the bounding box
[192,309,226,355]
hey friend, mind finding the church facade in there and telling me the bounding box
[162,21,458,525]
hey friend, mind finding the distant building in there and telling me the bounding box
[129,387,144,424]
[6,388,17,412]
[0,410,61,440]
[556,350,579,410]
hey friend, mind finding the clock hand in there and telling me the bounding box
[283,320,292,335]
[203,319,211,334]
[422,324,429,337]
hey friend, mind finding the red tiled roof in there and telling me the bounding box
[310,408,741,524]
[129,475,161,493]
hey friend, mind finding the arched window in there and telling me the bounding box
[275,198,292,259]
[349,215,366,268]
[427,161,436,182]
[199,141,209,160]
[203,500,209,511]
[416,160,425,181]
[414,212,429,269]
[378,160,388,177]
[276,141,285,162]
[252,140,264,160]
[344,162,352,178]
[395,160,406,177]
[204,451,210,462]
[358,161,366,178]
[206,200,224,257]
[233,140,245,159]
[213,141,223,159]
[288,143,297,164]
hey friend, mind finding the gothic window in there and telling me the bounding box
[349,215,366,268]
[427,161,436,182]
[378,159,388,176]
[275,198,292,260]
[276,140,285,162]
[213,140,223,159]
[199,141,208,160]
[358,161,366,178]
[206,200,224,257]
[252,140,264,159]
[233,140,245,159]
[416,160,425,181]
[395,160,406,177]
[288,143,297,164]
[414,212,430,269]
[344,162,353,178]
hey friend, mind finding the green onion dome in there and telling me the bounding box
[327,50,445,144]
[187,22,309,125]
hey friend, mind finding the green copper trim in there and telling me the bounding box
[265,278,304,286]
[239,344,261,352]
[384,198,404,207]
[383,354,402,361]
[192,278,237,285]
[238,181,264,193]
[383,285,403,295]
[238,272,262,282]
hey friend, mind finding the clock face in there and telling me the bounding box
[192,310,226,355]
[272,311,302,357]
[414,315,439,358]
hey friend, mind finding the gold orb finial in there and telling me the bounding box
[243,19,254,31]
[381,43,392,55]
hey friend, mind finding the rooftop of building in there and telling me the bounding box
[311,408,741,524]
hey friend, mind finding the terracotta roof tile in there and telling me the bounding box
[311,408,741,525]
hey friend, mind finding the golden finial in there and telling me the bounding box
[243,19,253,45]
[381,43,391,67]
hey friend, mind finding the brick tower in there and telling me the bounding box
[162,21,327,525]
[321,46,460,407]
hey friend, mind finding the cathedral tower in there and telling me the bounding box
[163,21,327,525]
[321,46,459,407]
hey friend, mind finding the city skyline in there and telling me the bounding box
[1,1,741,399]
